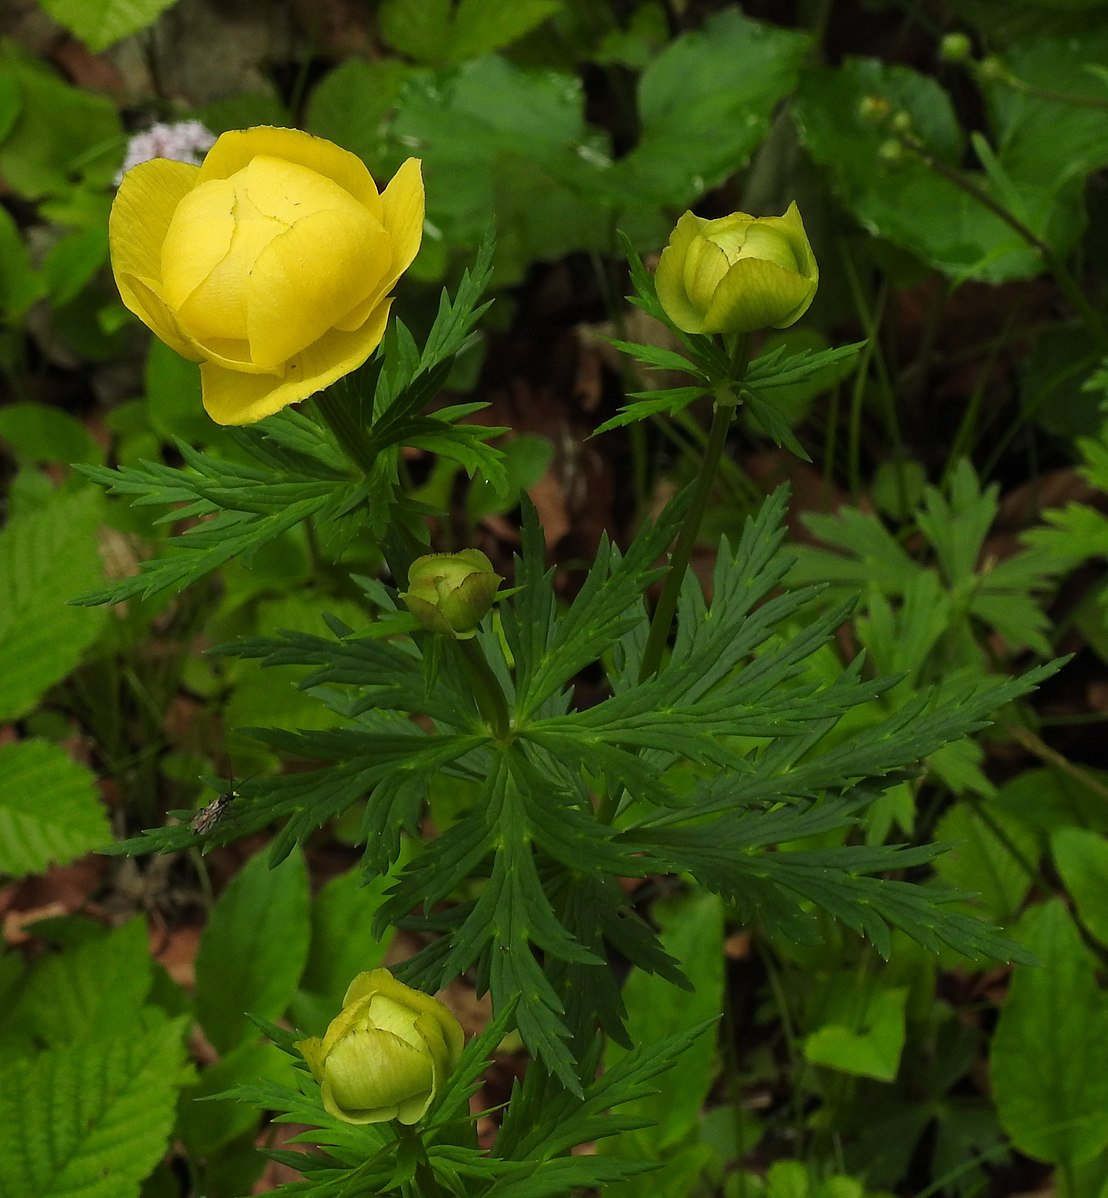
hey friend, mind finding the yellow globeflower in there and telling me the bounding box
[296,969,464,1126]
[110,127,424,426]
[655,202,817,336]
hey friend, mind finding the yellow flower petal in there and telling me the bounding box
[199,298,393,425]
[160,177,239,327]
[112,271,203,362]
[701,258,816,334]
[294,1036,326,1083]
[244,188,389,365]
[654,211,709,334]
[343,968,395,1008]
[110,157,198,284]
[380,158,425,284]
[325,1028,433,1114]
[110,158,200,351]
[197,126,383,221]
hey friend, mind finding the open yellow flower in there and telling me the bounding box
[110,127,423,425]
[296,969,464,1126]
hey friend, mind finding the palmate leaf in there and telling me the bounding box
[0,1015,189,1198]
[506,491,689,720]
[491,1021,714,1194]
[633,804,1036,962]
[360,235,495,459]
[72,483,332,605]
[592,386,711,435]
[380,750,638,1092]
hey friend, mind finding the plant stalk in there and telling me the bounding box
[457,636,512,739]
[637,334,751,683]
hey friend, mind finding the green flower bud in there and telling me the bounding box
[400,549,503,640]
[939,32,973,64]
[296,969,464,1126]
[978,55,1007,83]
[654,203,818,336]
[857,94,892,125]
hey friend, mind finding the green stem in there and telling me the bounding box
[457,637,512,739]
[395,1123,448,1198]
[637,335,751,684]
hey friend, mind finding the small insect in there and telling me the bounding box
[191,788,237,835]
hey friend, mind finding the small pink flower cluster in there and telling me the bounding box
[115,120,215,184]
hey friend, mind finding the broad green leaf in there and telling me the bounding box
[36,0,182,51]
[176,1039,286,1156]
[0,1015,188,1198]
[142,336,209,446]
[4,918,151,1050]
[0,47,121,198]
[604,891,723,1147]
[992,900,1108,1165]
[804,979,908,1082]
[993,766,1108,839]
[389,56,613,277]
[933,801,1037,922]
[0,486,108,720]
[617,8,809,205]
[1052,827,1108,949]
[379,0,561,65]
[223,596,370,738]
[0,204,44,317]
[43,225,110,307]
[987,32,1108,190]
[297,864,395,1016]
[0,740,110,877]
[467,432,552,521]
[194,847,311,1053]
[0,400,102,466]
[306,57,408,169]
[795,58,1047,281]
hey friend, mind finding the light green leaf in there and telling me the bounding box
[618,8,809,205]
[0,740,110,877]
[380,0,561,65]
[0,204,44,317]
[36,0,182,52]
[0,47,121,198]
[804,981,908,1082]
[933,801,1037,922]
[194,846,311,1052]
[389,56,612,277]
[297,864,395,1016]
[177,1039,286,1157]
[604,891,723,1147]
[795,58,1048,281]
[0,401,102,466]
[0,1015,188,1198]
[1052,827,1108,949]
[306,58,408,168]
[992,900,1108,1166]
[987,32,1108,190]
[4,918,152,1050]
[0,486,108,720]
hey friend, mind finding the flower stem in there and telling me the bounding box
[637,334,751,684]
[457,636,512,739]
[395,1123,448,1198]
